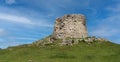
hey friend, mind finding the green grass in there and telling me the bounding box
[0,41,120,62]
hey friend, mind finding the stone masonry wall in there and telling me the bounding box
[53,14,88,39]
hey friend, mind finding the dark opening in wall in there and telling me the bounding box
[60,33,63,34]
[59,27,62,30]
[72,40,74,43]
[67,15,71,17]
[61,25,64,27]
[58,34,62,37]
[56,18,61,22]
[74,20,77,22]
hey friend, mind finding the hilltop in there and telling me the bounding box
[0,14,120,62]
[0,39,120,62]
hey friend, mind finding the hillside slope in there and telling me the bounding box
[0,40,120,62]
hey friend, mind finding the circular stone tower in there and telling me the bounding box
[53,14,88,39]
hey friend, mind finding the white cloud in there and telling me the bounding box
[0,41,24,49]
[90,15,120,37]
[0,13,33,24]
[0,29,4,33]
[106,4,120,13]
[89,3,120,44]
[5,0,16,5]
[24,0,90,14]
[0,13,53,27]
[90,2,120,37]
[114,39,120,44]
[0,38,5,42]
[8,36,37,41]
[91,27,119,37]
[35,21,53,27]
[0,29,6,36]
[101,15,120,25]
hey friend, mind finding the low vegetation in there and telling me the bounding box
[0,38,120,62]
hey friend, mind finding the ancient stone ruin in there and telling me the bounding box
[53,14,88,39]
[33,14,109,46]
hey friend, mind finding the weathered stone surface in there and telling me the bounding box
[60,39,73,46]
[53,14,88,39]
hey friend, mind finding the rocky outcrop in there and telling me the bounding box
[53,14,88,39]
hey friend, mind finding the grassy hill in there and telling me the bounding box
[0,39,120,62]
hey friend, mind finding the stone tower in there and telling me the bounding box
[53,14,88,39]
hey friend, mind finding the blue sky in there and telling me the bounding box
[0,0,120,48]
